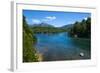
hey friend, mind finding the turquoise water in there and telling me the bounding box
[35,32,91,61]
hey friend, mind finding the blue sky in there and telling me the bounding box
[23,10,91,27]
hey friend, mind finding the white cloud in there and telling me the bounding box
[42,16,56,22]
[32,16,56,24]
[42,19,49,22]
[32,19,41,24]
[46,16,56,20]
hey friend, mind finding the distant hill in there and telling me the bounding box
[29,22,73,33]
[61,24,73,29]
[31,23,73,29]
[30,23,71,33]
[31,22,54,28]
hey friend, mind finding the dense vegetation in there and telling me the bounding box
[23,16,39,62]
[69,17,91,38]
[32,26,67,33]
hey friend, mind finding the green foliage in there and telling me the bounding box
[69,17,91,38]
[23,16,38,62]
[32,26,68,34]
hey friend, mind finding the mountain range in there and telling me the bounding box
[30,22,73,29]
[31,22,54,27]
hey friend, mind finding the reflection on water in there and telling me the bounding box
[34,32,91,61]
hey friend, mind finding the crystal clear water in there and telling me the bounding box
[35,32,91,61]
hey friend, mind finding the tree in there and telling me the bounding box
[23,15,38,62]
[68,17,91,38]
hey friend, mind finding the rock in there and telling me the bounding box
[74,34,78,38]
[79,52,84,57]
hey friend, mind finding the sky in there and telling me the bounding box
[23,10,91,27]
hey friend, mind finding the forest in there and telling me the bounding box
[68,17,91,38]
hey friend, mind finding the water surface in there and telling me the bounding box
[35,32,91,61]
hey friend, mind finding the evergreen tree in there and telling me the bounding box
[69,17,91,38]
[23,16,38,62]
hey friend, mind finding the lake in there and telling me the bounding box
[35,32,91,61]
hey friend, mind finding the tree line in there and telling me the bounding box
[32,26,67,34]
[68,17,91,38]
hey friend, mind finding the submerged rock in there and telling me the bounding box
[74,34,78,38]
[79,52,84,57]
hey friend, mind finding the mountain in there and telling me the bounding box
[61,24,73,29]
[31,22,54,27]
